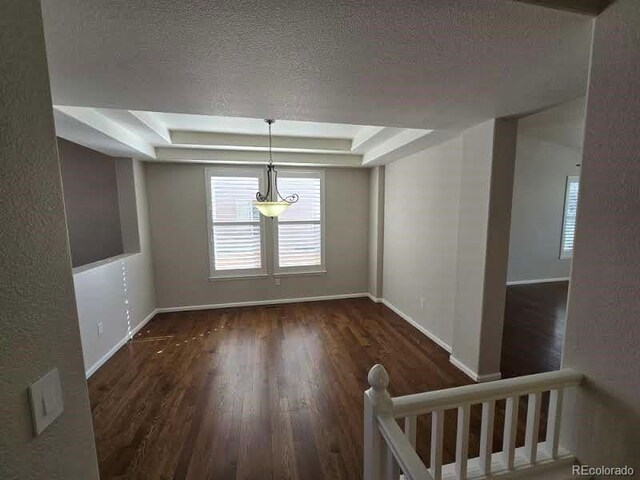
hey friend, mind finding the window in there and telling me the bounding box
[560,176,580,260]
[274,171,325,274]
[206,168,266,278]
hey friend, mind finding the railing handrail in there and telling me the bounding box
[391,368,582,418]
[364,365,582,480]
[377,415,434,480]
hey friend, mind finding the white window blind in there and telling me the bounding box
[206,169,266,277]
[560,176,580,260]
[275,172,324,272]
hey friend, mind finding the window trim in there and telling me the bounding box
[559,175,579,260]
[273,169,326,275]
[205,166,268,279]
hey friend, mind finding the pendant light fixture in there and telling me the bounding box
[253,119,299,217]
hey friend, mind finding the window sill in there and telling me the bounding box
[275,269,327,278]
[209,273,269,281]
[207,270,327,281]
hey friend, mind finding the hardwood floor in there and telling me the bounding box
[500,281,569,379]
[89,298,544,480]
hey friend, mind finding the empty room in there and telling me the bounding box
[2,1,639,480]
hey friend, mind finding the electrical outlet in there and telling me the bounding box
[420,297,426,309]
[275,277,281,286]
[97,322,104,336]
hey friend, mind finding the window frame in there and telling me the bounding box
[205,166,268,280]
[273,169,326,276]
[559,175,580,260]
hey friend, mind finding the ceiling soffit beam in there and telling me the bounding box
[130,111,171,143]
[95,109,172,145]
[508,0,614,15]
[362,129,438,166]
[351,126,404,153]
[53,106,155,159]
[155,147,363,167]
[170,131,353,153]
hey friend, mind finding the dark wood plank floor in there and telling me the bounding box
[500,281,569,379]
[89,298,547,480]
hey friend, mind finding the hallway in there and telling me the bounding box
[501,281,569,379]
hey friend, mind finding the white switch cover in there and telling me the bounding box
[97,321,104,336]
[28,368,64,436]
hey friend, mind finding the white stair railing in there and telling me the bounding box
[363,364,582,480]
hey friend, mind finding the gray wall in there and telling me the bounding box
[383,137,463,348]
[452,122,495,371]
[452,119,516,378]
[58,138,124,267]
[73,159,157,376]
[383,120,516,381]
[561,0,640,470]
[0,1,100,478]
[507,98,585,283]
[477,119,518,375]
[368,166,385,298]
[145,163,369,308]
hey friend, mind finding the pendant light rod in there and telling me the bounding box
[266,118,274,166]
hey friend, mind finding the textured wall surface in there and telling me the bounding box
[145,164,369,308]
[58,137,124,267]
[0,1,99,478]
[73,159,156,375]
[508,98,585,283]
[561,0,640,470]
[383,137,463,347]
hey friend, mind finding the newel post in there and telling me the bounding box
[364,364,393,480]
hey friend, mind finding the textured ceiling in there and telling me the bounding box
[42,0,593,131]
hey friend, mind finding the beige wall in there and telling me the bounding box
[145,163,369,308]
[368,166,385,298]
[508,98,585,283]
[0,1,99,478]
[561,0,640,470]
[383,137,463,348]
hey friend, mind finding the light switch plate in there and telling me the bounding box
[28,368,64,436]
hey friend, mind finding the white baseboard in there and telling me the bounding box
[449,356,502,383]
[379,298,452,353]
[367,293,383,303]
[507,277,570,286]
[374,298,503,383]
[85,308,158,378]
[155,292,369,313]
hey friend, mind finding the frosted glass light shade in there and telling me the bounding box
[253,201,290,217]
